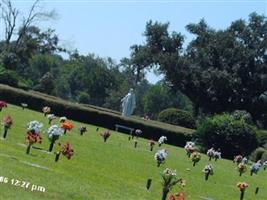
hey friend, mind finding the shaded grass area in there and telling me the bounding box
[0,105,266,200]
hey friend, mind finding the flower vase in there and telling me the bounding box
[146,178,152,190]
[26,144,32,154]
[55,153,60,162]
[161,187,169,200]
[209,156,212,161]
[3,127,8,139]
[104,137,107,142]
[49,136,57,152]
[239,171,242,176]
[49,119,52,125]
[134,141,137,148]
[205,171,210,181]
[157,161,161,167]
[240,189,245,200]
[150,145,153,151]
[64,129,67,135]
[193,161,196,166]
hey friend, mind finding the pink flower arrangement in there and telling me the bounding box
[101,130,111,142]
[0,101,7,111]
[2,115,13,138]
[54,142,74,162]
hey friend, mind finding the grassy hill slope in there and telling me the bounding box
[0,105,266,200]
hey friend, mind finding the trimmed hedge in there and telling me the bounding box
[0,84,194,147]
[158,108,196,129]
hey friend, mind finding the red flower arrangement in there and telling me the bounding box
[237,182,248,200]
[3,115,13,139]
[148,139,156,151]
[54,142,74,162]
[101,130,111,142]
[169,192,185,200]
[61,121,74,134]
[0,101,7,111]
[25,131,42,154]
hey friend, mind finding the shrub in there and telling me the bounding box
[0,84,194,147]
[158,108,196,129]
[261,151,267,161]
[78,92,90,104]
[250,147,266,162]
[256,130,267,147]
[232,110,253,125]
[0,66,18,87]
[196,113,258,159]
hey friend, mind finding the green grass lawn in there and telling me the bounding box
[0,105,266,200]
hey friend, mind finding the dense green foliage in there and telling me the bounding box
[158,108,196,129]
[250,147,267,162]
[129,13,267,127]
[196,113,258,158]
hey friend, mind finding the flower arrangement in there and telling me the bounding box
[80,126,87,135]
[61,121,74,134]
[25,129,42,155]
[169,192,185,200]
[207,148,215,161]
[233,155,243,164]
[214,150,221,161]
[203,164,214,181]
[155,149,168,167]
[184,141,195,158]
[54,142,74,162]
[27,120,43,133]
[134,129,142,139]
[0,101,7,111]
[161,168,184,200]
[148,139,156,151]
[59,116,67,123]
[237,163,247,176]
[263,161,267,170]
[100,130,111,142]
[3,115,13,139]
[191,152,201,166]
[47,125,63,152]
[158,136,167,147]
[250,161,261,176]
[21,103,28,110]
[47,114,56,125]
[237,182,248,200]
[42,106,51,116]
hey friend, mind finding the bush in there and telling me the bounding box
[256,130,267,147]
[196,113,258,159]
[250,147,266,162]
[261,151,267,161]
[232,110,253,125]
[0,66,19,87]
[0,84,194,147]
[158,108,196,129]
[78,92,90,104]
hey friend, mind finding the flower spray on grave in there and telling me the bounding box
[203,164,214,181]
[21,103,28,110]
[237,182,248,200]
[47,114,56,125]
[237,163,247,176]
[42,106,51,116]
[54,142,74,162]
[149,139,156,151]
[134,129,142,139]
[79,126,87,136]
[263,161,267,170]
[155,149,168,167]
[250,161,262,176]
[161,168,184,200]
[0,101,7,112]
[158,136,167,147]
[47,125,63,152]
[191,152,201,166]
[207,148,215,161]
[25,121,43,154]
[184,141,195,158]
[2,115,12,139]
[233,155,243,165]
[61,121,74,134]
[100,130,111,142]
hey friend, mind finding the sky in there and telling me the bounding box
[4,0,267,83]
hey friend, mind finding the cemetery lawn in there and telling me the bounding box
[0,105,266,200]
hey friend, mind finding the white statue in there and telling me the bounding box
[121,88,136,117]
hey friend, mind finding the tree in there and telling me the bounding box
[131,14,267,124]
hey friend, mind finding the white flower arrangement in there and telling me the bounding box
[184,141,195,150]
[59,116,67,122]
[47,125,63,139]
[27,120,43,133]
[47,114,56,120]
[214,151,221,159]
[163,168,177,176]
[155,149,168,161]
[207,148,215,157]
[203,164,214,175]
[158,136,167,144]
